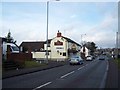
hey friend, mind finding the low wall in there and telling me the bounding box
[7,53,32,63]
[32,52,50,59]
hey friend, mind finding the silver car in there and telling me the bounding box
[86,55,93,61]
[69,56,84,65]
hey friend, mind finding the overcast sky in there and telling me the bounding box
[0,0,118,48]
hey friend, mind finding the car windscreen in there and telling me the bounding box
[11,46,19,51]
[71,56,79,58]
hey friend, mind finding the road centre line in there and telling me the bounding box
[106,60,109,71]
[77,66,85,70]
[33,82,52,90]
[60,71,75,79]
[33,60,97,89]
[78,60,96,70]
[85,64,88,66]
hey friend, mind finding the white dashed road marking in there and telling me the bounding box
[33,59,98,89]
[33,82,52,90]
[60,71,75,79]
[77,66,85,70]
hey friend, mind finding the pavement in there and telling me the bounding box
[2,60,68,79]
[105,59,119,89]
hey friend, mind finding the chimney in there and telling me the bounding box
[57,30,62,37]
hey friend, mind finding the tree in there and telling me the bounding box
[6,30,14,43]
[84,42,97,55]
[5,30,18,47]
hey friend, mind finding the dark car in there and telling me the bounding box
[98,55,105,60]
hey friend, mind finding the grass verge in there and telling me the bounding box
[114,58,120,69]
[25,60,47,68]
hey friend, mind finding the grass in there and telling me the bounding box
[24,60,47,68]
[114,58,120,69]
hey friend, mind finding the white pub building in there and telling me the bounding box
[21,31,81,61]
[50,31,81,60]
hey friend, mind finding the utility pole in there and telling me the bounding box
[81,34,86,45]
[46,0,60,63]
[116,32,118,58]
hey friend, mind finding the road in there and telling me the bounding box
[3,58,108,89]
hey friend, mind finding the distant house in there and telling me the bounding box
[80,46,90,58]
[20,40,51,60]
[20,41,46,52]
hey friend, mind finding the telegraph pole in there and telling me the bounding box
[116,32,118,58]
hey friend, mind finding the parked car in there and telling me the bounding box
[2,42,19,60]
[69,56,84,65]
[86,55,93,61]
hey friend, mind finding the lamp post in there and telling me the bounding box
[46,0,60,63]
[46,1,49,63]
[81,34,86,45]
[116,32,118,58]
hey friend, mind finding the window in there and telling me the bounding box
[47,44,50,47]
[60,52,62,55]
[11,46,19,51]
[63,52,66,56]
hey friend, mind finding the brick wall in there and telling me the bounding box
[7,53,32,64]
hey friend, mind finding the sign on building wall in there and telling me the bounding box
[54,40,63,45]
[55,46,64,52]
[71,44,76,49]
[56,47,64,50]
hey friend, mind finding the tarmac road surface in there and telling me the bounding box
[3,58,109,89]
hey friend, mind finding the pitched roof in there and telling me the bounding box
[20,41,45,51]
[45,39,52,44]
[1,37,7,43]
[62,36,81,47]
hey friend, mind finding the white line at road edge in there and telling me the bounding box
[33,82,52,90]
[60,71,75,79]
[99,60,109,88]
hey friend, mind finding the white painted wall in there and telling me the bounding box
[32,52,50,59]
[50,37,68,59]
[44,44,51,50]
[80,47,90,57]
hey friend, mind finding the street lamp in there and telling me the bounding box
[46,0,60,63]
[81,34,86,45]
[116,32,119,58]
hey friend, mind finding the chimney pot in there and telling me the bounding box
[57,30,62,37]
